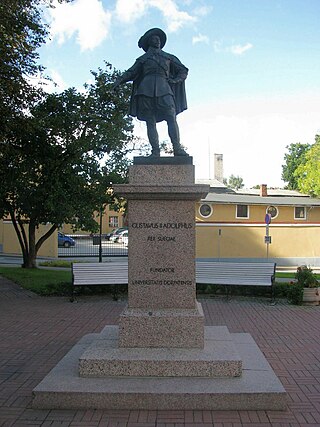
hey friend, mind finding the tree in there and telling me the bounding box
[294,135,320,197]
[0,0,71,140]
[225,175,245,190]
[0,0,140,267]
[0,65,136,268]
[281,142,311,190]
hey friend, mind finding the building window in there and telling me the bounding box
[266,205,278,219]
[294,206,306,220]
[199,203,213,218]
[236,205,249,218]
[109,216,119,228]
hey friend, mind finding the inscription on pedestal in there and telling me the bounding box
[131,222,193,229]
[129,216,195,306]
[127,200,197,309]
[147,236,176,242]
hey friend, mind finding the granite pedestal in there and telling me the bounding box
[32,157,287,410]
[116,157,208,349]
[33,326,286,410]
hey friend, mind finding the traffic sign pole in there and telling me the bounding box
[264,214,272,259]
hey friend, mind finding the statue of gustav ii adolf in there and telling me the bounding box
[113,28,189,157]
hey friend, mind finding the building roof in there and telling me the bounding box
[236,188,307,197]
[202,193,320,206]
[196,178,227,188]
[195,179,236,194]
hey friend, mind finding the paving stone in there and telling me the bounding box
[0,275,320,426]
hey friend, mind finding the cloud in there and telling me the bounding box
[115,0,196,32]
[229,43,253,55]
[192,33,209,45]
[27,69,68,93]
[49,70,68,92]
[193,5,213,17]
[133,92,320,188]
[115,0,146,23]
[176,94,320,187]
[49,0,111,50]
[213,40,253,55]
[213,40,223,53]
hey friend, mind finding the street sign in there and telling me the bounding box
[265,236,272,244]
[265,213,271,225]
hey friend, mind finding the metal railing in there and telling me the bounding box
[58,235,128,258]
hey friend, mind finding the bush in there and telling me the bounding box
[286,282,303,305]
[295,265,318,288]
[273,282,290,298]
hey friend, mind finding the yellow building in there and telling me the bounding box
[0,204,125,256]
[196,183,320,267]
[60,204,125,237]
[1,183,320,268]
[0,218,58,257]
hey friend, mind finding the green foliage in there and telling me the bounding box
[0,266,126,298]
[0,63,136,267]
[294,135,320,197]
[0,0,71,140]
[0,0,140,268]
[0,0,85,268]
[281,142,311,190]
[197,283,285,298]
[39,260,72,268]
[196,281,310,305]
[225,175,244,190]
[0,267,72,295]
[0,0,46,135]
[295,265,318,288]
[286,283,303,305]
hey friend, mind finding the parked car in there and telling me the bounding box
[58,232,76,248]
[109,227,128,243]
[118,230,128,246]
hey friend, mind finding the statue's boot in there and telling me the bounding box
[149,140,160,157]
[172,140,189,156]
[146,121,161,156]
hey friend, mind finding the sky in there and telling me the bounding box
[38,0,320,188]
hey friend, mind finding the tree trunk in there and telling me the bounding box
[22,220,37,268]
[10,212,58,268]
[10,211,29,267]
[22,256,37,268]
[23,222,58,268]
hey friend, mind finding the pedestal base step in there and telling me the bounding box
[32,326,287,411]
[79,326,242,378]
[118,302,204,348]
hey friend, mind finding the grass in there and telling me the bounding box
[0,266,72,296]
[276,272,320,280]
[0,266,121,298]
[39,260,72,268]
[276,272,295,279]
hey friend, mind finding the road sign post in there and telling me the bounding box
[264,214,272,259]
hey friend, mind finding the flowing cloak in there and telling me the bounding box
[118,50,188,122]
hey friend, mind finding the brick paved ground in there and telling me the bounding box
[0,276,320,427]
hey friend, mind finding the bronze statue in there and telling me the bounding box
[113,28,189,157]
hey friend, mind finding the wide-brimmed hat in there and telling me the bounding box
[138,28,167,52]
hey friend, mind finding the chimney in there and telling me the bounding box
[260,184,268,197]
[214,153,224,182]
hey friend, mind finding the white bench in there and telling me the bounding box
[72,262,128,301]
[196,261,276,300]
[72,261,276,301]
